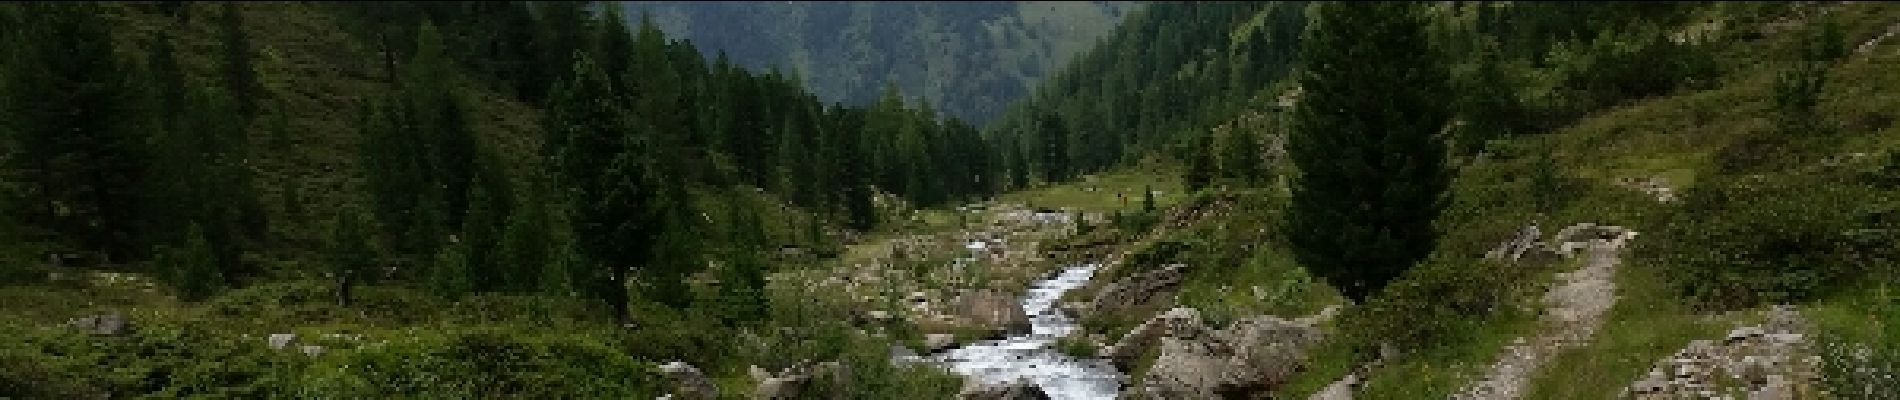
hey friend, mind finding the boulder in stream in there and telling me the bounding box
[957,289,1030,335]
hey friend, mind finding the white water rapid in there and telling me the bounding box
[929,263,1123,399]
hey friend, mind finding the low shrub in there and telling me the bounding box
[1341,254,1538,357]
[299,328,663,398]
[1652,174,1898,310]
[0,321,309,398]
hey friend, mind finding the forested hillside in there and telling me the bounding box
[624,1,1137,125]
[1,1,993,396]
[1,1,1896,398]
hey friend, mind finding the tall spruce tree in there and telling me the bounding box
[4,2,148,261]
[1284,2,1451,302]
[546,54,655,322]
[218,3,263,120]
[327,208,375,306]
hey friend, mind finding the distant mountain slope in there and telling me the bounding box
[623,1,1138,125]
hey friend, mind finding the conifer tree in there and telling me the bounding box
[218,3,262,120]
[1284,1,1451,302]
[327,209,375,306]
[163,224,222,301]
[4,2,149,261]
[546,54,655,322]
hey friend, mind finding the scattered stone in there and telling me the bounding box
[1625,307,1815,399]
[925,333,959,352]
[659,361,719,400]
[66,312,131,336]
[299,345,326,357]
[269,333,297,349]
[1615,176,1678,203]
[749,360,850,399]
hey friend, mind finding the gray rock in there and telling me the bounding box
[659,361,719,400]
[1114,307,1324,398]
[299,345,326,357]
[750,360,849,400]
[925,333,959,352]
[957,289,1030,335]
[1088,264,1188,315]
[66,312,130,336]
[269,333,297,349]
[1625,308,1816,400]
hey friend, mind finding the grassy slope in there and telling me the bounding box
[1275,3,1900,398]
[1520,4,1900,398]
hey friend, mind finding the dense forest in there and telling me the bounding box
[1,1,1896,399]
[623,1,1137,125]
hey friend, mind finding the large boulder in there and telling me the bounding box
[1102,307,1203,365]
[1088,264,1188,315]
[1123,309,1324,399]
[660,361,720,400]
[957,289,1030,335]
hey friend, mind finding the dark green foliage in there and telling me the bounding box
[360,21,500,274]
[147,79,266,289]
[158,224,222,301]
[1654,174,1899,310]
[991,2,1302,185]
[430,234,474,300]
[326,209,375,306]
[1449,44,1528,157]
[0,321,308,398]
[1036,111,1070,183]
[1217,124,1268,187]
[1528,148,1569,214]
[1540,21,1718,124]
[301,329,664,398]
[1343,255,1534,356]
[709,207,770,327]
[1142,184,1157,214]
[1285,2,1452,302]
[2,2,150,261]
[546,54,654,321]
[802,332,966,398]
[217,3,263,120]
[1773,16,1845,135]
[497,179,557,294]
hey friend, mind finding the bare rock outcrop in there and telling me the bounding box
[1625,306,1817,399]
[1087,264,1188,315]
[1109,307,1326,399]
